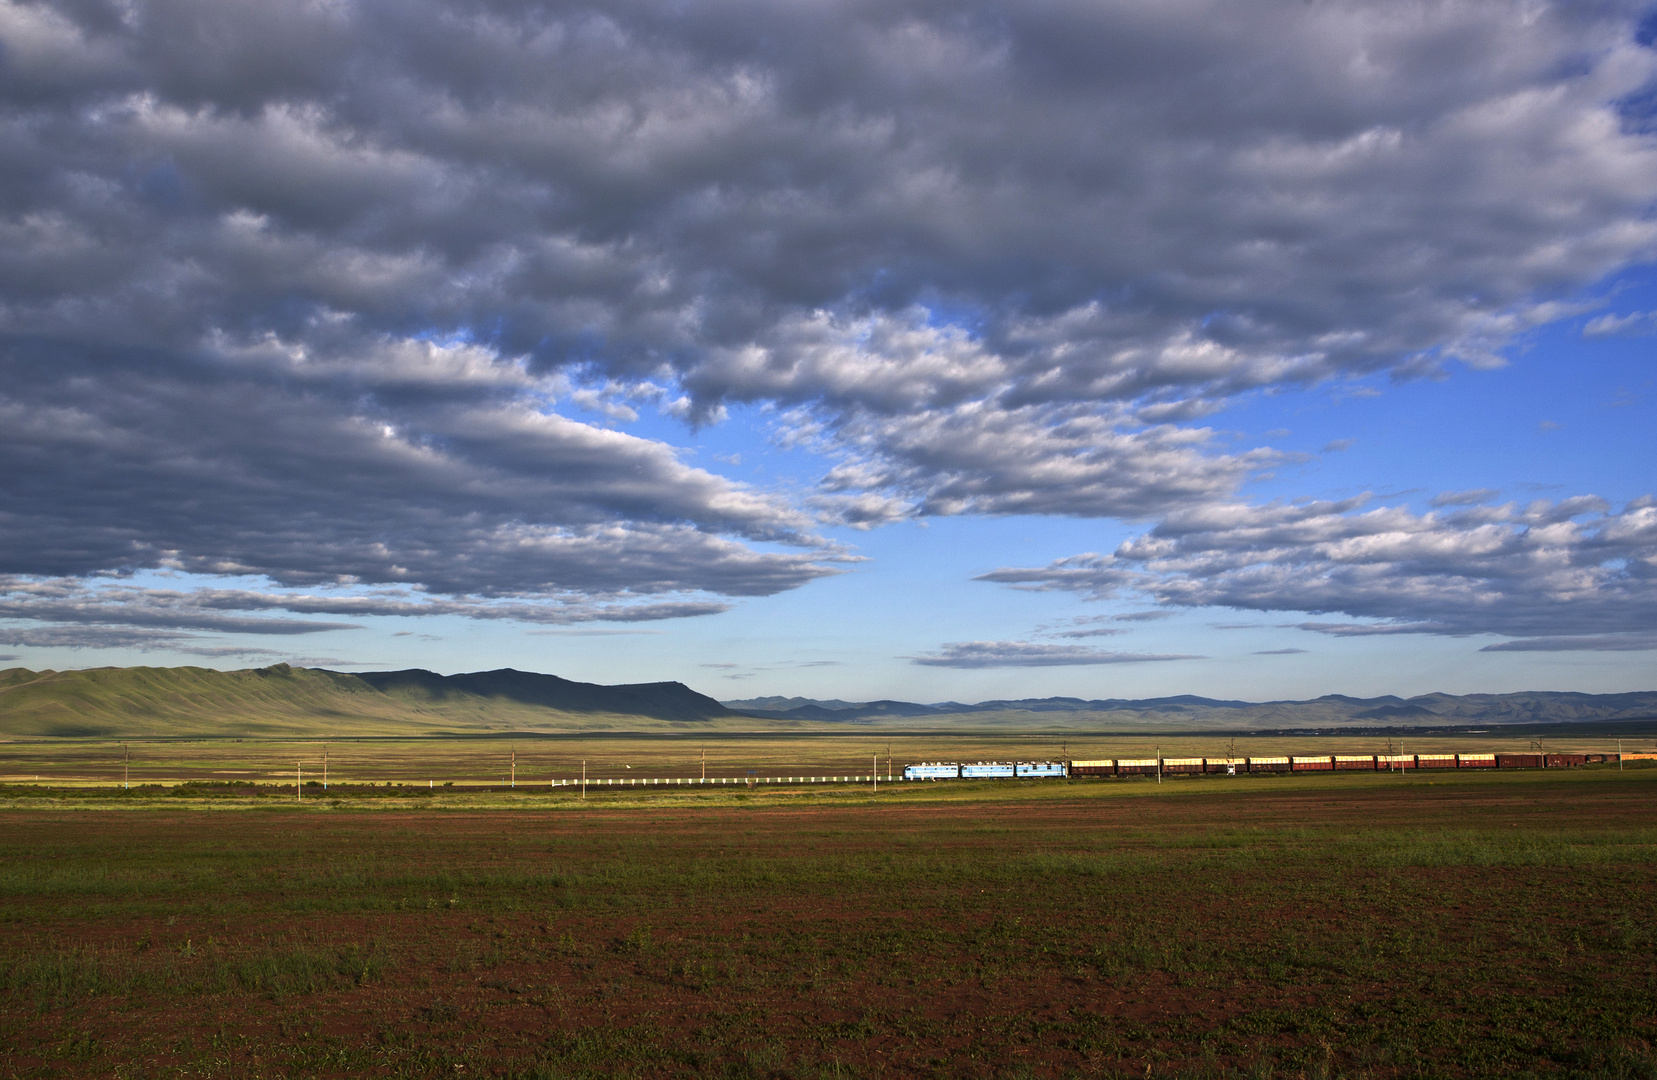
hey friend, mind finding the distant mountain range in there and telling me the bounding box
[722,690,1657,729]
[1,664,1653,738]
[0,664,736,737]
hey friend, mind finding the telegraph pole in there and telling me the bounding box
[581,759,586,801]
[701,747,706,781]
[872,753,877,792]
[122,742,129,790]
[510,749,516,789]
[1156,744,1162,785]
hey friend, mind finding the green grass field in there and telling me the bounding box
[2,730,1648,790]
[1,762,1653,1078]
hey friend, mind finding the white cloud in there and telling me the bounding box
[1583,310,1657,338]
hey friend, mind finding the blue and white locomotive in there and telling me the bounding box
[902,761,1068,780]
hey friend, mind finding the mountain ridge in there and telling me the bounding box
[0,664,737,737]
[1,665,1654,738]
[721,689,1657,726]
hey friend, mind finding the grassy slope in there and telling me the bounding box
[0,666,754,738]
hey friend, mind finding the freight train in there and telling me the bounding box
[902,752,1611,780]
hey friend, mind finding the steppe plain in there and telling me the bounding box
[0,739,1653,1080]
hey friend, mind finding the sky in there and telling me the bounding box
[0,0,1654,703]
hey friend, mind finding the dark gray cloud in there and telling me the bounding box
[977,496,1657,646]
[1253,648,1309,655]
[3,0,1656,642]
[909,641,1202,668]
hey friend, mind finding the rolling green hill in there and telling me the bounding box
[0,664,744,737]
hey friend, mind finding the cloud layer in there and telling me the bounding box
[3,0,1656,646]
[979,497,1657,649]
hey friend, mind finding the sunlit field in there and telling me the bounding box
[1,731,1648,789]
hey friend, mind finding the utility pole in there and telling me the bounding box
[122,742,129,790]
[1156,744,1162,785]
[701,747,706,781]
[296,759,325,800]
[510,749,516,789]
[872,753,877,792]
[1619,738,1623,771]
[581,759,586,801]
[323,744,328,790]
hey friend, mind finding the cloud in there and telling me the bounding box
[908,641,1203,668]
[1114,611,1174,622]
[0,577,743,634]
[977,495,1657,646]
[1253,648,1309,655]
[1479,634,1657,652]
[2,0,1657,632]
[808,399,1286,522]
[1322,439,1355,453]
[1430,488,1501,508]
[1584,311,1657,338]
[0,626,198,650]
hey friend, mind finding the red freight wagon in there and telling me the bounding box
[1376,755,1416,770]
[1068,760,1115,777]
[1247,757,1291,773]
[1291,756,1333,771]
[1545,754,1587,768]
[1203,759,1237,774]
[1162,757,1204,775]
[1457,754,1497,768]
[1416,754,1457,769]
[1115,758,1160,776]
[1334,755,1376,770]
[1496,754,1544,768]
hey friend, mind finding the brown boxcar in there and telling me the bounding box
[1544,754,1587,768]
[1162,757,1204,775]
[1334,755,1376,771]
[1291,756,1333,771]
[1376,755,1416,770]
[1416,754,1457,769]
[1115,758,1160,776]
[1457,753,1496,768]
[1247,756,1291,773]
[1068,760,1115,777]
[1203,759,1237,774]
[1496,753,1545,769]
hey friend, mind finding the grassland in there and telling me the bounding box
[1,729,1651,790]
[0,762,1653,1078]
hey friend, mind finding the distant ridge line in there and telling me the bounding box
[722,689,1657,726]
